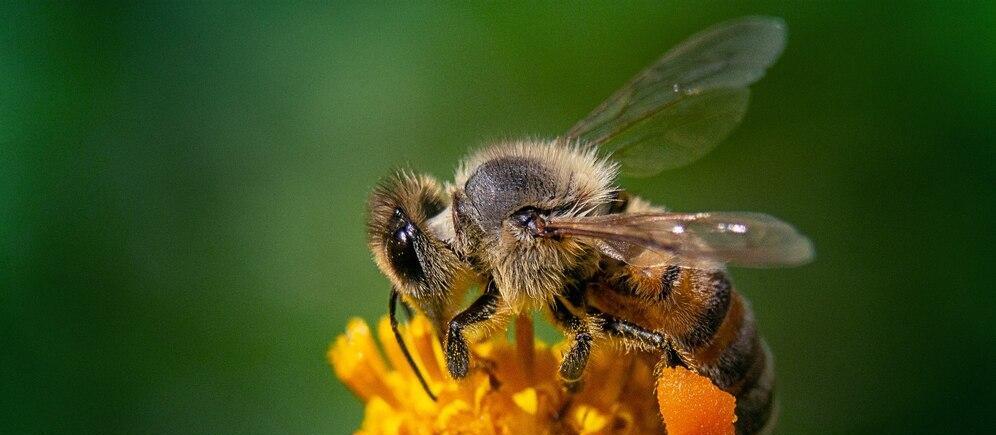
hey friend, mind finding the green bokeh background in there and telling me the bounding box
[3,2,993,434]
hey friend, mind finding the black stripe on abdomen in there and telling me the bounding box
[706,310,758,390]
[733,341,776,435]
[679,271,732,349]
[696,322,775,434]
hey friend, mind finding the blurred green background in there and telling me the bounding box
[3,1,993,434]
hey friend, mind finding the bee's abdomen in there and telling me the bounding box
[590,267,776,432]
[599,265,732,347]
[693,292,775,434]
[680,271,733,349]
[731,340,777,434]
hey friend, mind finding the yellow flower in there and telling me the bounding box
[329,315,735,435]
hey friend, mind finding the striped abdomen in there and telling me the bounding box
[587,264,776,434]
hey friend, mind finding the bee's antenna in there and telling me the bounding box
[389,288,438,401]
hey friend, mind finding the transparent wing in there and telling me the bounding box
[545,212,813,268]
[565,16,786,177]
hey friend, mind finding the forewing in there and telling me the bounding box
[546,212,813,268]
[566,16,786,176]
[608,88,749,177]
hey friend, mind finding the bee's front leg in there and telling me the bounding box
[549,295,596,391]
[445,281,500,379]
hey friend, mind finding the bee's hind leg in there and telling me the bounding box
[597,313,688,368]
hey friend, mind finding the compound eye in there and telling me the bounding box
[387,209,424,282]
[393,222,415,245]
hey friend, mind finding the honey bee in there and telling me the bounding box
[366,16,811,433]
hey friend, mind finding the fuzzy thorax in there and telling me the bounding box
[453,139,617,217]
[451,140,618,309]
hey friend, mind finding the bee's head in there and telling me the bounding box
[366,171,468,302]
[451,140,617,306]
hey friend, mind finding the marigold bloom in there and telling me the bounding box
[329,315,736,434]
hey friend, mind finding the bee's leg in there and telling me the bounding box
[549,296,595,390]
[444,281,500,379]
[598,313,687,368]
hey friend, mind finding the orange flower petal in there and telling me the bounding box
[329,318,396,404]
[512,388,538,415]
[408,316,446,382]
[377,317,419,379]
[331,316,667,434]
[572,405,609,434]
